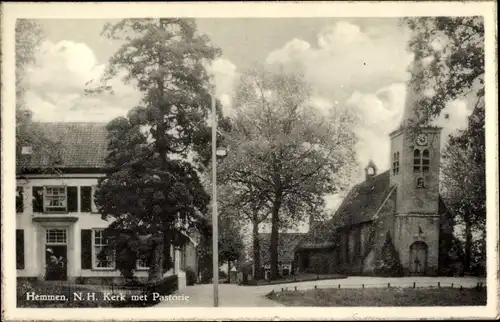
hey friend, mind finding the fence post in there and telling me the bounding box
[413,282,416,288]
[362,284,364,289]
[295,286,297,291]
[338,284,341,289]
[438,282,440,288]
[314,285,317,290]
[451,283,453,288]
[388,283,390,288]
[281,288,284,292]
[460,285,463,291]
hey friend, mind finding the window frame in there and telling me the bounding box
[414,149,430,174]
[45,228,68,245]
[43,186,68,214]
[92,229,116,270]
[136,258,150,271]
[392,152,400,175]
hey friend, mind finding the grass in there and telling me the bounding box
[266,287,487,306]
[243,273,347,286]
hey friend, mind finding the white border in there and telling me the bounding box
[1,1,498,321]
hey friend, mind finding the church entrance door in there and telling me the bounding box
[409,241,428,275]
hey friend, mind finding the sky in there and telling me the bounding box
[24,18,473,217]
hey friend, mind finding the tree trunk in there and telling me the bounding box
[252,216,261,280]
[227,261,231,284]
[270,198,281,280]
[464,220,473,273]
[148,237,164,282]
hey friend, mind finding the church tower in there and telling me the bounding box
[389,57,442,276]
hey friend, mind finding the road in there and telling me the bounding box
[156,275,486,307]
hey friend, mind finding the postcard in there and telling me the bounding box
[1,1,498,321]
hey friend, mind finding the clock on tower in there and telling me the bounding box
[416,133,428,146]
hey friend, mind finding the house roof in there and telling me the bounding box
[259,232,305,263]
[297,170,395,250]
[296,220,338,250]
[17,122,108,170]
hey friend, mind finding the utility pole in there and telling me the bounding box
[211,82,219,307]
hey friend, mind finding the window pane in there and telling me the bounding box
[414,149,421,157]
[422,159,430,165]
[413,166,421,173]
[423,149,429,158]
[423,166,430,173]
[413,158,421,165]
[46,229,67,244]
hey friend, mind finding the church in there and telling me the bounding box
[294,60,463,277]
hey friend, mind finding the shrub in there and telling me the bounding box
[373,232,403,277]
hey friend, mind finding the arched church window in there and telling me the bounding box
[414,149,430,173]
[392,152,400,175]
[422,149,430,173]
[413,149,421,173]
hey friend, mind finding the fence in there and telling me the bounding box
[272,281,487,294]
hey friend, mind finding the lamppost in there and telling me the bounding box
[211,81,228,307]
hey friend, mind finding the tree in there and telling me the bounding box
[219,65,358,280]
[373,232,403,277]
[404,17,486,274]
[91,18,221,280]
[403,17,484,124]
[218,212,245,283]
[219,183,271,280]
[14,19,60,175]
[441,102,485,273]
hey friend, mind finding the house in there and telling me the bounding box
[295,59,461,277]
[15,119,201,288]
[258,232,305,279]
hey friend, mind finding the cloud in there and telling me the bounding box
[24,40,141,122]
[25,41,238,123]
[209,58,238,115]
[265,20,473,214]
[266,20,472,174]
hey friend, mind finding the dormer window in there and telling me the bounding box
[392,152,400,175]
[21,146,33,155]
[413,148,430,173]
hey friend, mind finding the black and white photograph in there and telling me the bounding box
[1,1,498,321]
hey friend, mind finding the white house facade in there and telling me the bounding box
[16,122,199,288]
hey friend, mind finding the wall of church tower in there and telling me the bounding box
[390,127,442,275]
[394,215,440,275]
[391,127,442,215]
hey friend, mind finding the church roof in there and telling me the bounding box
[330,170,394,227]
[17,122,109,171]
[296,170,395,250]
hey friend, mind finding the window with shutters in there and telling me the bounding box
[16,229,25,269]
[16,187,24,213]
[44,186,67,213]
[92,229,115,269]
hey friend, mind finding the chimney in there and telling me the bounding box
[364,159,377,181]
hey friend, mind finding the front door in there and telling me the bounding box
[409,241,428,275]
[45,228,68,281]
